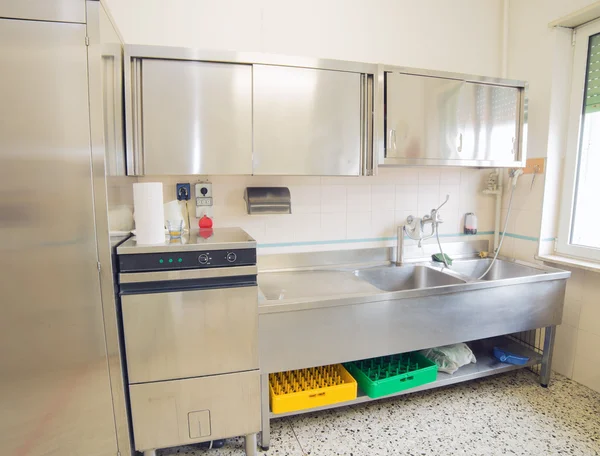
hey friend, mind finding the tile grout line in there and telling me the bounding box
[287,420,308,456]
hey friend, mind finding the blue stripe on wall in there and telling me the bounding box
[503,233,539,242]
[257,232,553,249]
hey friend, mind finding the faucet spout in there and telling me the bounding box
[396,225,405,265]
[397,195,451,266]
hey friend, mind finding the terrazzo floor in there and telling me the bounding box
[158,370,600,456]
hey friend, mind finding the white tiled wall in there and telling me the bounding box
[488,165,600,394]
[553,266,600,393]
[498,169,546,262]
[505,1,600,393]
[137,167,495,253]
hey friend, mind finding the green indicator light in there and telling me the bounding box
[168,258,173,263]
[178,258,183,263]
[159,259,164,264]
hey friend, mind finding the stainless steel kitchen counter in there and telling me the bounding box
[257,245,570,450]
[258,257,570,315]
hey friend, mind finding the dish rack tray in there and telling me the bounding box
[345,352,437,398]
[269,364,357,414]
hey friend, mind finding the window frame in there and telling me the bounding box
[557,19,600,262]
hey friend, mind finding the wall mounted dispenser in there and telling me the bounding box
[244,187,291,215]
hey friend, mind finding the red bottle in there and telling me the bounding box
[198,215,214,239]
[199,215,213,229]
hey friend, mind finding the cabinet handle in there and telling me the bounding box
[130,58,144,175]
[457,133,463,153]
[511,137,516,154]
[388,129,397,151]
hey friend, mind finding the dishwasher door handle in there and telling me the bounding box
[119,265,258,283]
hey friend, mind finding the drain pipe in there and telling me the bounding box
[502,0,509,77]
[493,0,510,252]
[494,172,503,251]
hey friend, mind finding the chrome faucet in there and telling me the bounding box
[396,195,450,265]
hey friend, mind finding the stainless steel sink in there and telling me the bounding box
[446,259,544,281]
[355,264,466,292]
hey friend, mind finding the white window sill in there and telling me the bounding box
[536,253,600,273]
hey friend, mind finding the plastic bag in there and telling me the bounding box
[419,343,477,374]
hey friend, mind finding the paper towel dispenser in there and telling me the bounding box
[244,187,291,215]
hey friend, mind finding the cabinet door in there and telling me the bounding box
[0,0,84,23]
[121,286,258,384]
[129,371,260,451]
[458,83,520,162]
[253,65,362,175]
[386,72,463,161]
[139,59,253,175]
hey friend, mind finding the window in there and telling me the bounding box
[558,20,600,261]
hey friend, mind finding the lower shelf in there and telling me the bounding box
[269,336,541,418]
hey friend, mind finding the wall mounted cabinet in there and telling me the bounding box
[381,68,526,168]
[123,46,526,175]
[124,46,376,176]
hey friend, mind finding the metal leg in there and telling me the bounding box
[260,373,271,451]
[245,433,257,456]
[540,325,556,387]
[143,450,157,456]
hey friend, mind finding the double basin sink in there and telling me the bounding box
[258,257,553,304]
[356,258,545,292]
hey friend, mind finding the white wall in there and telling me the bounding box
[506,0,600,393]
[103,0,503,76]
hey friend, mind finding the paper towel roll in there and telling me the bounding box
[133,182,165,245]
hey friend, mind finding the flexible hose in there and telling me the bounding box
[476,180,517,280]
[435,222,450,268]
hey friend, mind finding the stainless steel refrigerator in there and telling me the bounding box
[0,1,130,455]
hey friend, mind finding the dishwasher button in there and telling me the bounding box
[198,253,209,264]
[226,252,237,263]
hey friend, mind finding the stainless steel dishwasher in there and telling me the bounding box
[116,228,260,456]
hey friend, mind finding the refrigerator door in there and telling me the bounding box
[0,18,117,456]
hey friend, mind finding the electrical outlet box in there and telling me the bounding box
[195,182,212,198]
[195,182,213,218]
[176,183,191,201]
[523,158,545,175]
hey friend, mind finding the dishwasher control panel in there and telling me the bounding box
[119,248,256,273]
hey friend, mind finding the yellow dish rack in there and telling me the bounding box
[269,364,357,414]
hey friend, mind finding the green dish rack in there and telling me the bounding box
[344,352,438,398]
